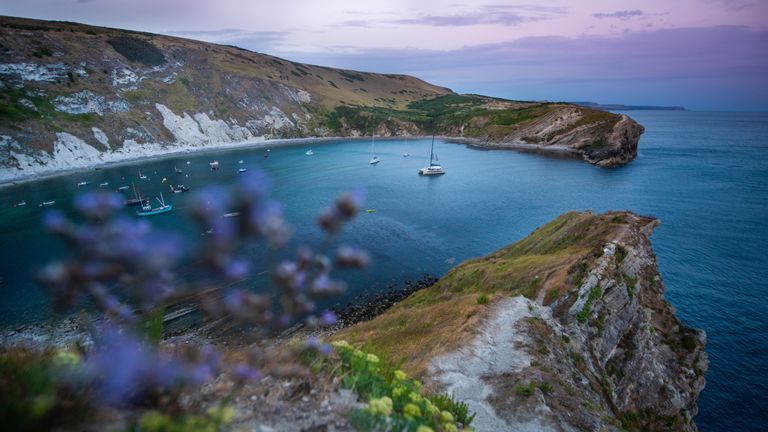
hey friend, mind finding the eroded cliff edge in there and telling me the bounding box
[337,211,706,431]
[1,16,642,183]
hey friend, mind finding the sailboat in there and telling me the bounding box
[136,192,173,216]
[369,133,380,165]
[124,183,148,207]
[418,136,445,176]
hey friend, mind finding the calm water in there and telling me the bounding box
[0,111,766,430]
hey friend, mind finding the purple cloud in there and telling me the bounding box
[594,10,645,20]
[339,4,564,28]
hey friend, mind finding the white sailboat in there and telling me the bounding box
[418,136,445,176]
[369,133,380,165]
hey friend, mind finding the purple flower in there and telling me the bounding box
[320,310,337,326]
[232,363,261,384]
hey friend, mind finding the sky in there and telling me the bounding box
[2,0,767,111]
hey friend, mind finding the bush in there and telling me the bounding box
[332,341,475,430]
[107,36,165,65]
[515,381,537,397]
[476,294,489,305]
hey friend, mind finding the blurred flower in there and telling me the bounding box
[403,403,421,419]
[336,246,370,268]
[367,396,393,416]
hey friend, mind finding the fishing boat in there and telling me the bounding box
[136,193,173,216]
[117,185,130,191]
[209,160,219,170]
[40,201,55,207]
[175,166,183,174]
[124,183,148,207]
[418,136,446,176]
[305,149,314,156]
[15,200,26,207]
[238,168,248,173]
[138,171,147,180]
[99,182,109,187]
[369,133,380,165]
[77,181,88,187]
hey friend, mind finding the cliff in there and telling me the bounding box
[0,16,643,183]
[336,211,707,431]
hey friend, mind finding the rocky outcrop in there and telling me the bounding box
[461,105,644,167]
[338,212,706,431]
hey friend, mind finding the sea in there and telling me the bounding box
[0,110,766,430]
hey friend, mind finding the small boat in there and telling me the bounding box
[210,160,219,170]
[238,168,247,173]
[419,136,446,176]
[263,152,269,158]
[77,181,88,187]
[15,200,26,207]
[117,185,130,191]
[136,193,173,216]
[175,166,183,174]
[305,149,314,156]
[238,160,244,164]
[125,183,148,207]
[369,133,380,165]
[99,182,109,187]
[169,184,190,194]
[40,201,55,207]
[138,171,147,180]
[403,153,410,157]
[161,177,167,183]
[186,161,191,165]
[223,212,240,218]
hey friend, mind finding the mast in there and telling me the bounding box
[430,135,435,166]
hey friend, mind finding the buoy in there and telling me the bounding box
[366,209,376,213]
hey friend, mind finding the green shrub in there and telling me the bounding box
[577,287,602,323]
[332,341,475,430]
[515,381,537,397]
[476,294,489,305]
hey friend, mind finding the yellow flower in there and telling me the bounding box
[392,386,405,398]
[416,426,434,432]
[443,424,458,432]
[425,400,439,415]
[331,340,350,349]
[394,369,408,381]
[52,350,81,366]
[353,349,365,358]
[409,392,423,403]
[403,403,421,419]
[206,405,236,423]
[366,353,379,363]
[440,410,455,423]
[368,396,393,416]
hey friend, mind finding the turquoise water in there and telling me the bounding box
[0,111,766,429]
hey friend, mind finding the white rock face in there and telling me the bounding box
[53,91,130,116]
[0,63,69,82]
[92,128,110,146]
[156,104,256,146]
[111,68,140,88]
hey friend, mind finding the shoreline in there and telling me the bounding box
[1,134,586,189]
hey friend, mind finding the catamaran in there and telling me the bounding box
[369,133,380,165]
[136,193,173,216]
[418,136,445,176]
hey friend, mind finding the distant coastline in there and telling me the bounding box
[571,101,687,111]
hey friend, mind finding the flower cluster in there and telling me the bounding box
[333,340,475,431]
[36,170,368,408]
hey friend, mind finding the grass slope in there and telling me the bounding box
[335,211,628,376]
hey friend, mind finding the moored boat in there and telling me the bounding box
[136,193,173,216]
[210,160,219,170]
[77,181,88,187]
[124,183,148,207]
[418,136,446,176]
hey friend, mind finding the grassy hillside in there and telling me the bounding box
[334,211,626,375]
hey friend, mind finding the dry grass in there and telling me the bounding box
[334,211,634,376]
